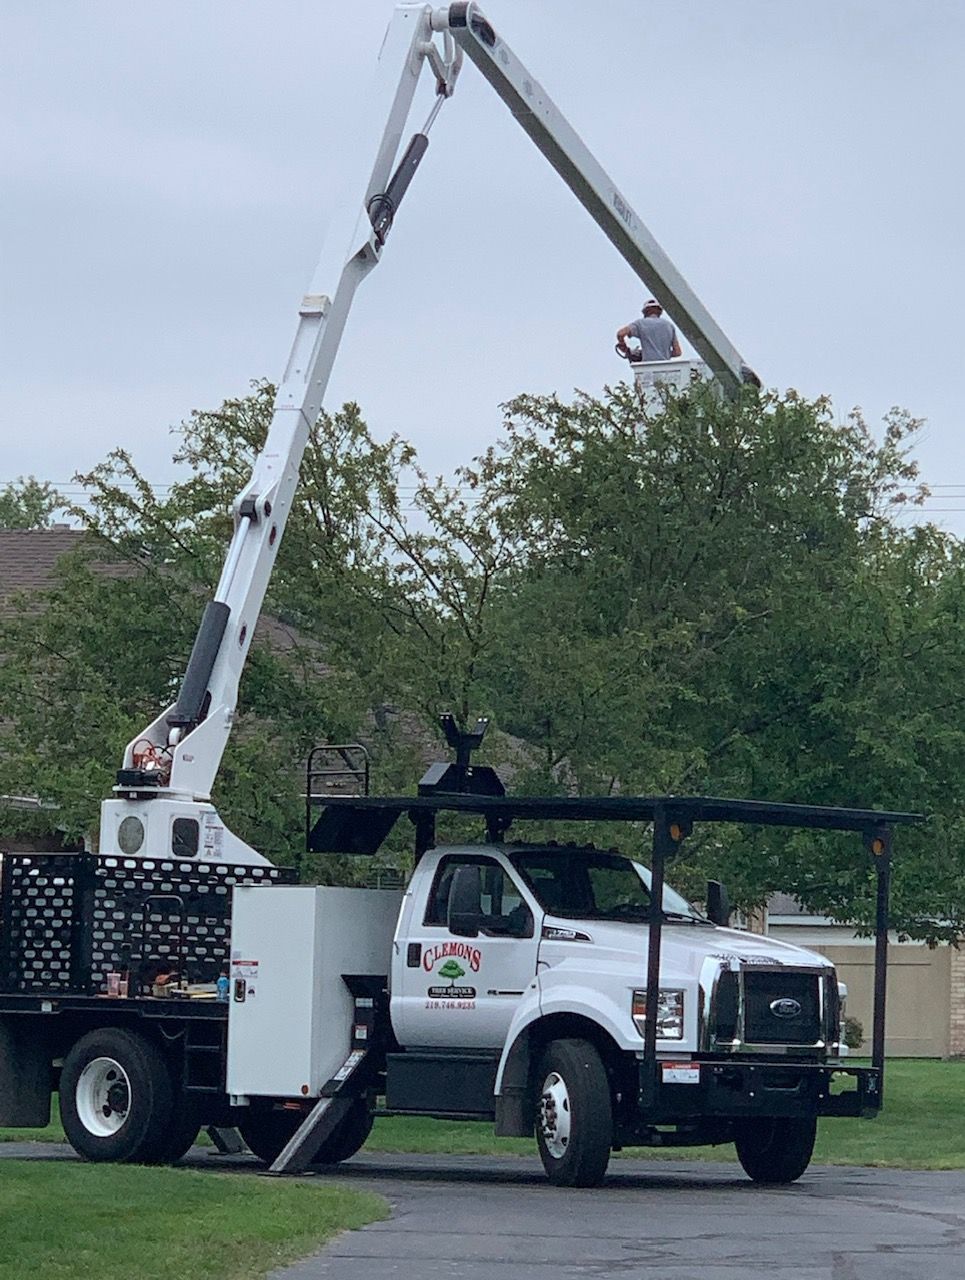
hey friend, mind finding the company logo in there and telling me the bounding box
[426,956,477,1001]
[422,941,482,974]
[770,998,802,1019]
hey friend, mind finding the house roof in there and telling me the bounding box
[767,891,804,916]
[0,528,84,609]
[0,527,307,653]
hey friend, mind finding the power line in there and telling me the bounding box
[8,480,965,519]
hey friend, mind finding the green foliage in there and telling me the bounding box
[437,959,466,982]
[843,1016,865,1050]
[0,477,62,529]
[0,376,962,937]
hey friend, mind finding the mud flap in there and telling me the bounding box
[0,1019,51,1127]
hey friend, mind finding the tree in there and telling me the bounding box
[0,477,62,529]
[460,384,965,939]
[0,415,372,860]
[1,377,963,938]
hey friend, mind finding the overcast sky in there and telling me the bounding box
[2,1,963,527]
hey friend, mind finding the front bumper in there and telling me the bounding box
[638,1059,882,1121]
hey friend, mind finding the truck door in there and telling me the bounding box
[392,851,540,1050]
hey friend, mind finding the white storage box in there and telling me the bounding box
[226,885,402,1099]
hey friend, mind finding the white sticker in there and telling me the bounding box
[332,1049,366,1082]
[661,1062,700,1085]
[202,815,225,854]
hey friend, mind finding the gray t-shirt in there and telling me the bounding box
[628,315,677,361]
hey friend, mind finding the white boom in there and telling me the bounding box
[100,2,752,865]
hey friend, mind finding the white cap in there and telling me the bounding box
[643,298,662,312]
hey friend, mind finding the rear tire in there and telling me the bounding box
[162,1094,202,1163]
[314,1098,373,1165]
[534,1038,613,1187]
[734,1116,817,1184]
[60,1028,173,1163]
[241,1099,373,1167]
[239,1107,303,1165]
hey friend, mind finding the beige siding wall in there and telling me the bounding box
[819,944,951,1058]
[950,947,965,1057]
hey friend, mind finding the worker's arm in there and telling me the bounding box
[616,323,634,355]
[671,331,682,358]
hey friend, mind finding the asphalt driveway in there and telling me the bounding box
[4,1144,963,1280]
[272,1153,965,1280]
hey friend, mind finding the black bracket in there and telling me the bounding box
[440,712,490,766]
[418,714,505,800]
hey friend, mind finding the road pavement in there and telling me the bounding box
[273,1153,965,1280]
[4,1144,962,1280]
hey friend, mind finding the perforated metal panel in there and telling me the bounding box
[0,855,83,992]
[0,853,295,995]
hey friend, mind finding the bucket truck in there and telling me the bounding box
[0,4,919,1188]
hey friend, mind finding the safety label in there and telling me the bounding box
[661,1062,701,1085]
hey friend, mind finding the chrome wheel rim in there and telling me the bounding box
[539,1070,571,1159]
[75,1056,131,1137]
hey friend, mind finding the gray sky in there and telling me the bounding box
[2,1,963,526]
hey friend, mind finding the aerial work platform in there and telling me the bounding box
[631,357,760,408]
[632,357,711,403]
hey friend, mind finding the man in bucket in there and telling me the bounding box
[617,297,682,362]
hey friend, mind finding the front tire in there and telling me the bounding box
[60,1028,174,1163]
[734,1116,817,1184]
[535,1038,613,1187]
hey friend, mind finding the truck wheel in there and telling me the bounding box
[314,1098,373,1164]
[162,1095,201,1163]
[239,1107,303,1165]
[60,1028,173,1163]
[535,1038,613,1187]
[734,1116,817,1184]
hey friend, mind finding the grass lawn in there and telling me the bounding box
[366,1059,965,1170]
[4,1061,963,1170]
[0,1162,386,1280]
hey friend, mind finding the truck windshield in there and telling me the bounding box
[508,848,706,923]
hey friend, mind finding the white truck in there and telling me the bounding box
[0,3,920,1186]
[0,761,918,1186]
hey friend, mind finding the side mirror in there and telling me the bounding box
[448,865,483,938]
[706,880,731,927]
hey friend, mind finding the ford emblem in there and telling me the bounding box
[770,997,802,1019]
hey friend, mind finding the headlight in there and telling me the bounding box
[632,988,684,1040]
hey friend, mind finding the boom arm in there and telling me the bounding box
[446,3,746,393]
[111,5,462,816]
[103,2,750,862]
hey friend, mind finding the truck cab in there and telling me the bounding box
[381,835,847,1186]
[393,840,838,1060]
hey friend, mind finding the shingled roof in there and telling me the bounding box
[0,528,85,611]
[0,528,304,656]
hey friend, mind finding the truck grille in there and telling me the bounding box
[712,969,823,1047]
[743,971,821,1045]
